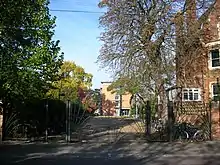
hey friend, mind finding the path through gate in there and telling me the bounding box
[74,116,146,144]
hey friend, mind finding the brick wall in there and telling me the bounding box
[210,110,220,139]
[205,1,220,138]
[175,1,220,138]
[204,0,220,42]
[176,111,220,139]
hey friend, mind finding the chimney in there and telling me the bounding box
[174,12,184,42]
[174,12,184,86]
[185,0,197,33]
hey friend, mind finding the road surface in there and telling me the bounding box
[1,117,220,164]
[1,140,220,165]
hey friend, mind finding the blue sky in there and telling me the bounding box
[49,0,111,89]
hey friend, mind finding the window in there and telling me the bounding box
[115,95,120,100]
[211,83,220,101]
[211,49,220,68]
[115,101,119,107]
[182,88,201,101]
[120,109,129,116]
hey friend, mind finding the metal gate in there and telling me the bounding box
[75,116,146,144]
[171,101,212,142]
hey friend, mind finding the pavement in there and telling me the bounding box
[1,140,220,165]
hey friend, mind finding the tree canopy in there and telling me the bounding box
[47,61,93,102]
[0,0,64,105]
[98,0,216,102]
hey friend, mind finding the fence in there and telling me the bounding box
[1,97,214,143]
[1,99,93,142]
[143,100,212,142]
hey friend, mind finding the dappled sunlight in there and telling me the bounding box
[120,121,145,133]
[1,140,220,164]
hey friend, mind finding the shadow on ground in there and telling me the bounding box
[1,140,220,165]
[72,117,142,142]
[1,117,220,165]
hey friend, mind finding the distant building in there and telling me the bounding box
[100,82,132,116]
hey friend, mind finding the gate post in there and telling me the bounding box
[209,101,212,141]
[145,101,151,138]
[166,86,181,142]
[45,99,49,142]
[167,101,174,142]
[66,100,71,143]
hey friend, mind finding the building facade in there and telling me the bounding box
[175,0,220,137]
[100,82,132,116]
[175,0,220,103]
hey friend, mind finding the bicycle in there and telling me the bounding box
[185,124,209,142]
[173,122,189,142]
[175,123,209,142]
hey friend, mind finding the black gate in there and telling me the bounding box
[171,101,212,142]
[145,97,212,142]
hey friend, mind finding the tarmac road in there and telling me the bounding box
[1,141,220,165]
[1,116,220,165]
[3,155,220,165]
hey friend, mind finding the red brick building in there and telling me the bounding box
[175,0,220,137]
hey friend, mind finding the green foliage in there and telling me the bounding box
[129,107,136,117]
[0,0,63,104]
[107,77,140,95]
[47,61,93,102]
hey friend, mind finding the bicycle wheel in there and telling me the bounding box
[179,131,189,142]
[193,130,205,142]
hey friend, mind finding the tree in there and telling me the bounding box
[81,90,99,113]
[98,0,176,106]
[78,88,115,115]
[97,0,216,117]
[0,0,63,103]
[174,0,217,88]
[0,0,63,140]
[47,61,93,102]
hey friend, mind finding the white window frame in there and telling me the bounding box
[182,88,201,101]
[208,48,220,70]
[210,82,220,101]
